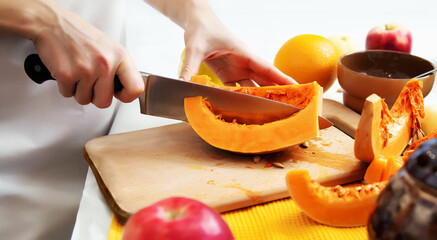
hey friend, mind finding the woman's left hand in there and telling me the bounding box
[178,7,297,86]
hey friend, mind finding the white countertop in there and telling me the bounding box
[72,0,437,239]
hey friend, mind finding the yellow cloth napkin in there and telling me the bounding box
[108,197,368,240]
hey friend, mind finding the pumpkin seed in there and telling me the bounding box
[333,185,341,192]
[300,141,309,148]
[338,189,346,197]
[272,162,285,168]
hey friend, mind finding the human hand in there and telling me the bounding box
[24,0,144,108]
[179,9,297,86]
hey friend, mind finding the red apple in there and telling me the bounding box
[365,23,412,53]
[122,197,234,240]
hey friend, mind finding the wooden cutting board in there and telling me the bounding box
[84,99,366,224]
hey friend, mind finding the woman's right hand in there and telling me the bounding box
[0,0,144,108]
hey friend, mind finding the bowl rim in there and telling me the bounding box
[338,50,436,81]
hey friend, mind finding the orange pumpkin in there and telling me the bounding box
[184,76,323,154]
[354,79,425,162]
[286,170,387,227]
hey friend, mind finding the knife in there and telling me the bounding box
[24,54,333,128]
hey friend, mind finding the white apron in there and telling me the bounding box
[0,0,126,239]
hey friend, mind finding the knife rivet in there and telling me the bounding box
[34,65,42,72]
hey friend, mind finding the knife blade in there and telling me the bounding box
[24,54,333,128]
[140,73,333,128]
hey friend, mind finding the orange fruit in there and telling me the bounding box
[274,34,339,92]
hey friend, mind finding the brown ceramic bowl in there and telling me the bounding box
[338,50,435,113]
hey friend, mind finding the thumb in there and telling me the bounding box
[114,57,144,103]
[179,48,203,81]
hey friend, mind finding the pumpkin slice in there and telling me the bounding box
[381,156,403,181]
[364,156,387,184]
[191,75,320,110]
[185,76,323,154]
[364,155,403,184]
[286,170,387,227]
[364,129,437,183]
[365,130,437,184]
[354,79,425,162]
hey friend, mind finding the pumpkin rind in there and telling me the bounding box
[354,79,425,162]
[185,76,322,154]
[286,170,387,227]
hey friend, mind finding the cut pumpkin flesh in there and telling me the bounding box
[184,75,323,154]
[286,170,387,227]
[363,156,387,184]
[364,130,437,184]
[364,155,403,184]
[191,75,319,109]
[381,156,403,181]
[354,79,425,162]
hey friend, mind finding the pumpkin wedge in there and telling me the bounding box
[364,130,437,184]
[363,155,388,184]
[191,75,319,109]
[286,170,387,227]
[381,156,403,181]
[184,76,323,154]
[364,155,403,184]
[354,79,425,162]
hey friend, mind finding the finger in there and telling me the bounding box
[92,75,114,108]
[249,56,298,85]
[74,78,95,105]
[57,80,77,98]
[113,57,144,103]
[248,74,275,87]
[204,57,228,80]
[248,66,280,87]
[268,67,298,85]
[230,79,259,87]
[179,48,203,81]
[55,73,79,98]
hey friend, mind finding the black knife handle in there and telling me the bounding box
[24,54,123,92]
